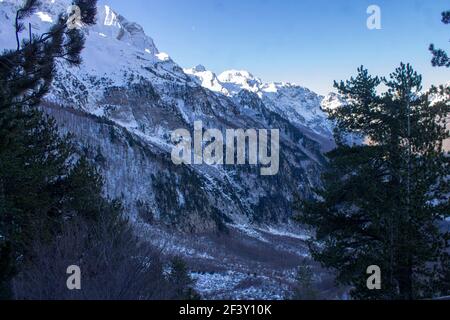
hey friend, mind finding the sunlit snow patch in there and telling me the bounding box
[35,11,52,23]
[155,52,170,61]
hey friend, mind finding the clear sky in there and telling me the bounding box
[105,0,449,95]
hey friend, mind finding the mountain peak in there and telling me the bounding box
[184,65,228,94]
[0,1,160,56]
[194,64,207,72]
[217,70,262,95]
[218,70,259,83]
[321,92,345,111]
[98,4,159,55]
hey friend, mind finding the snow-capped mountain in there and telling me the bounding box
[218,70,263,95]
[185,66,335,141]
[321,92,346,111]
[184,65,230,95]
[0,0,340,298]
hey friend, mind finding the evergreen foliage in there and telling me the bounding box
[429,10,450,67]
[0,0,103,298]
[296,64,449,299]
[0,1,197,301]
[290,262,320,300]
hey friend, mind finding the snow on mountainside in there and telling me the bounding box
[0,0,191,113]
[185,66,336,140]
[321,92,346,111]
[184,65,229,95]
[218,70,263,95]
[0,0,342,299]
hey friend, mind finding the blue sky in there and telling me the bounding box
[106,0,449,95]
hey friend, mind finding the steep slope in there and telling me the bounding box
[0,0,338,298]
[0,0,331,230]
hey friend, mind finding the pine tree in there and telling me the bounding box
[167,257,200,300]
[62,157,106,220]
[0,0,98,298]
[429,10,450,67]
[290,262,320,300]
[0,107,73,298]
[1,1,198,301]
[296,64,449,299]
[1,0,97,109]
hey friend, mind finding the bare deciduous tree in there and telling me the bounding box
[12,211,195,300]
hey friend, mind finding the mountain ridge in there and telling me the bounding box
[0,0,340,299]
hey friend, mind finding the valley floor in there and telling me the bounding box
[136,221,346,300]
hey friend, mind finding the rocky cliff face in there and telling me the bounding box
[0,0,346,298]
[0,0,338,234]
